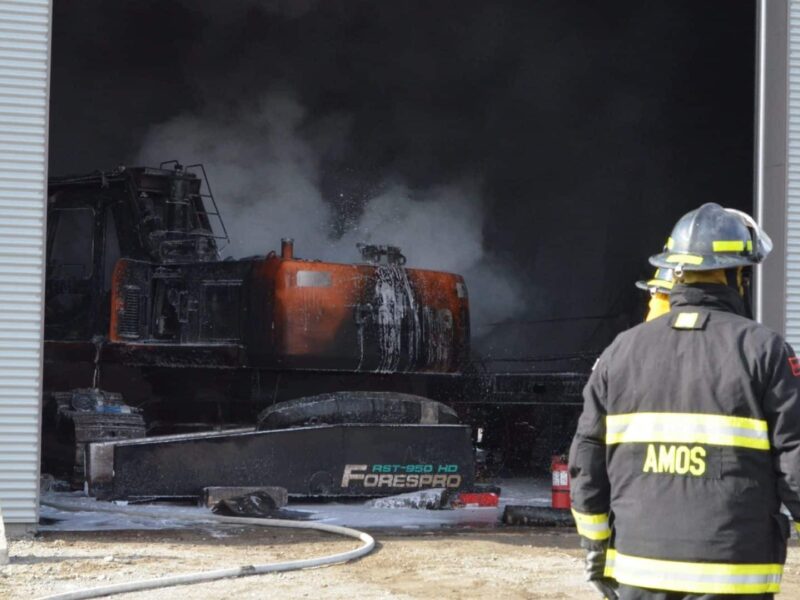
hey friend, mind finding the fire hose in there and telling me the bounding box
[37,499,376,600]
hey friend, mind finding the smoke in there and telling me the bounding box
[137,90,525,332]
[52,0,755,360]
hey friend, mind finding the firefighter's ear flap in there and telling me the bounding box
[671,311,709,330]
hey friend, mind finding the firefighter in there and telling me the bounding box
[636,267,674,321]
[569,202,798,600]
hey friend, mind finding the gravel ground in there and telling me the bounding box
[2,527,799,600]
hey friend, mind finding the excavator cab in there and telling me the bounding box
[45,164,229,342]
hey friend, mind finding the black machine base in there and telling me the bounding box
[86,423,475,500]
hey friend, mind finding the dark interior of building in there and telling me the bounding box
[48,0,755,365]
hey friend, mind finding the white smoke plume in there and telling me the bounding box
[137,90,523,333]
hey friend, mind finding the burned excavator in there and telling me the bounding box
[42,162,585,500]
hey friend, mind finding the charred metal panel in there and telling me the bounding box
[101,342,245,368]
[88,424,474,499]
[201,282,242,341]
[109,254,468,374]
[265,258,468,374]
[110,258,251,348]
[125,166,219,263]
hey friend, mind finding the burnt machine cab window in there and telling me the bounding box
[48,208,95,280]
[45,207,97,339]
[46,195,124,340]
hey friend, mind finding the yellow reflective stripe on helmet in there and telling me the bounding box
[647,278,673,289]
[605,413,770,450]
[666,237,674,250]
[712,240,747,252]
[795,522,800,535]
[604,550,782,595]
[570,509,611,541]
[665,254,703,265]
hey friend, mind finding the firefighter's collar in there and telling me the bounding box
[669,283,746,317]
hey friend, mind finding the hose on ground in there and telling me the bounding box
[37,499,375,600]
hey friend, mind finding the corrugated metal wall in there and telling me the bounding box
[787,1,800,346]
[0,0,51,525]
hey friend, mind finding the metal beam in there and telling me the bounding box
[754,0,788,335]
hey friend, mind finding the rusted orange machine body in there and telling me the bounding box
[257,250,467,372]
[108,240,469,374]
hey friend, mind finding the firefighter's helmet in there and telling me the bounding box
[649,203,772,272]
[636,267,674,295]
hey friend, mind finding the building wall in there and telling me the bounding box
[784,0,800,345]
[0,0,52,528]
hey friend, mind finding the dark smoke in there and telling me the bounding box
[49,0,755,362]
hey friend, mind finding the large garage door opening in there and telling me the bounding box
[42,1,757,482]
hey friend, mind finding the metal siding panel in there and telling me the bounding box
[788,2,800,348]
[0,0,49,525]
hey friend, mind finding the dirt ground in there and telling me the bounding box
[2,527,799,600]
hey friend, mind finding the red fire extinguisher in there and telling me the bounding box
[551,454,570,509]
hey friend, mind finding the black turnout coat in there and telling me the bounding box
[568,284,800,596]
